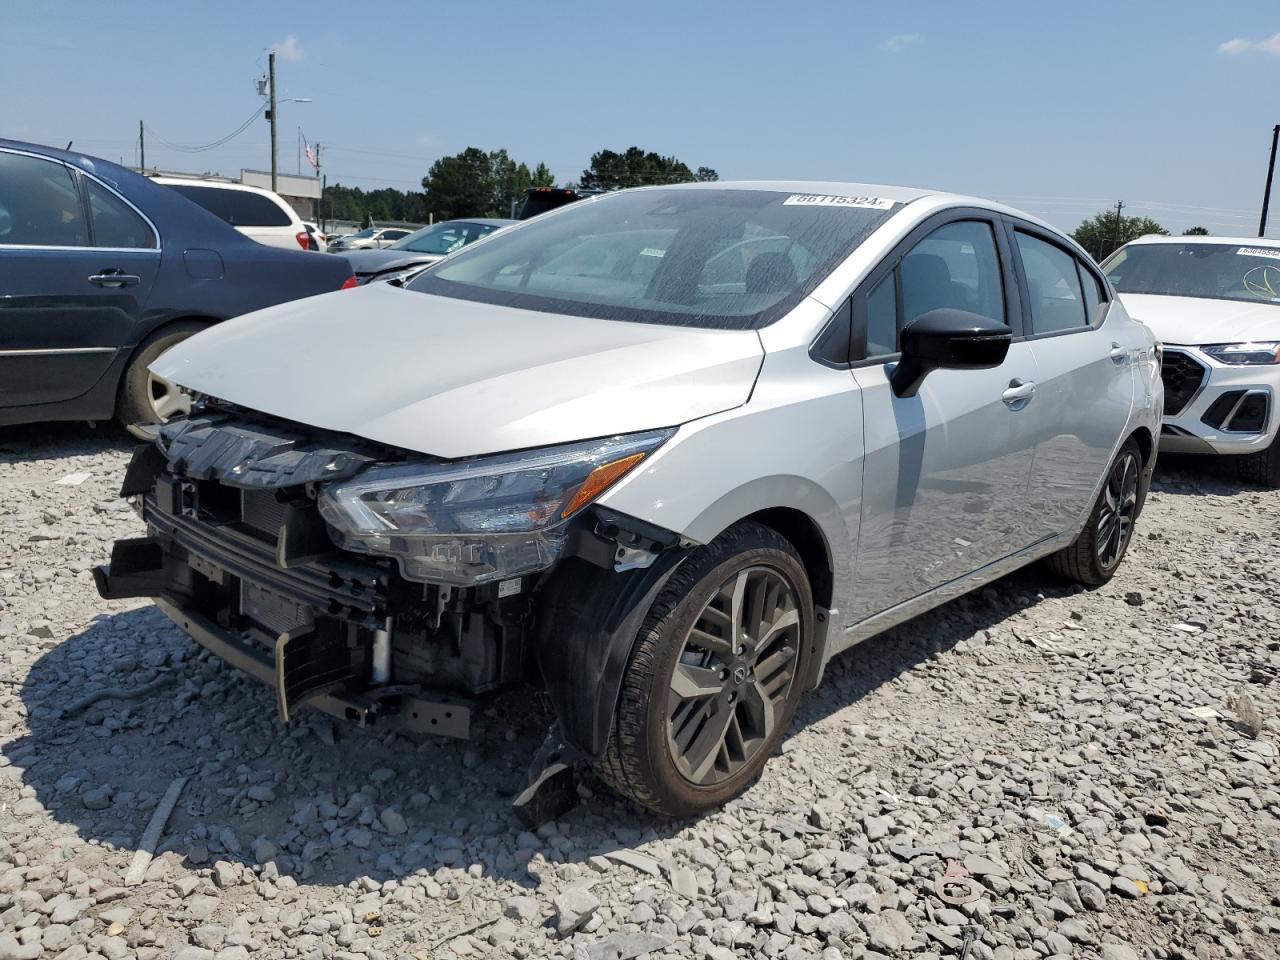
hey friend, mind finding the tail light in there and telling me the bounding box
[296,230,314,251]
[340,275,358,290]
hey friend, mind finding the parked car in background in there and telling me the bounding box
[0,140,354,431]
[302,221,327,252]
[1104,235,1280,486]
[98,182,1160,818]
[151,176,315,251]
[326,226,412,252]
[517,186,604,219]
[341,218,514,284]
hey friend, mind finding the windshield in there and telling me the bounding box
[1105,243,1280,306]
[392,221,498,254]
[351,227,378,239]
[408,188,900,329]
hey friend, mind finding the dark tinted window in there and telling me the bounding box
[900,221,1005,326]
[1017,232,1086,333]
[166,183,291,226]
[86,179,155,248]
[410,188,900,330]
[382,230,409,241]
[0,151,87,246]
[866,273,897,356]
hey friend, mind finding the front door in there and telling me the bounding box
[847,216,1041,623]
[0,150,159,408]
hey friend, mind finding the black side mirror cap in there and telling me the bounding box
[889,308,1012,398]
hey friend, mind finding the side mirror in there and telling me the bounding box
[889,308,1012,398]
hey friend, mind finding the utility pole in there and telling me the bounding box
[1260,124,1279,237]
[268,51,278,192]
[315,142,323,231]
[1109,200,1125,259]
[139,120,145,171]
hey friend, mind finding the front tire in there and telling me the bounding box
[117,322,206,435]
[596,522,813,818]
[1237,434,1280,488]
[1047,437,1142,586]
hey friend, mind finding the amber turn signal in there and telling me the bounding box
[560,453,647,519]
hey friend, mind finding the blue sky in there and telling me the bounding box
[4,0,1280,235]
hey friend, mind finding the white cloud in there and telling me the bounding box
[882,33,920,54]
[1219,32,1280,55]
[271,35,304,62]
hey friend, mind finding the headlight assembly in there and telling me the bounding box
[317,429,673,584]
[1202,342,1280,365]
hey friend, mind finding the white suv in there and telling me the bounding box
[152,177,315,252]
[1105,235,1280,485]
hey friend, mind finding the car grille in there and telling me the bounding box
[1161,350,1207,416]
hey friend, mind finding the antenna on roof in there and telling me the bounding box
[65,141,73,150]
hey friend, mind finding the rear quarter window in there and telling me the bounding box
[167,184,292,227]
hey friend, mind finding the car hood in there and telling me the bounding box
[343,249,441,275]
[151,283,765,459]
[1118,293,1280,345]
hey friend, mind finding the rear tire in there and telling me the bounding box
[595,521,812,818]
[1236,434,1280,488]
[117,322,206,435]
[1047,437,1142,586]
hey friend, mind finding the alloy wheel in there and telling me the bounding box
[146,371,192,423]
[666,565,801,786]
[1096,450,1139,570]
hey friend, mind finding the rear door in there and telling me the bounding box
[1007,221,1134,539]
[0,149,160,408]
[848,212,1041,622]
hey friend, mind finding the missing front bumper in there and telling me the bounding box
[94,537,471,739]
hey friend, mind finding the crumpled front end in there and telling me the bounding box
[94,409,531,737]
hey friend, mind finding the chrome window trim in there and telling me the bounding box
[0,346,117,356]
[0,242,161,254]
[0,145,162,251]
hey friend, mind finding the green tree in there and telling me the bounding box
[422,147,555,219]
[321,183,428,224]
[1183,226,1210,236]
[1072,211,1168,261]
[422,147,494,220]
[580,146,717,190]
[532,162,555,187]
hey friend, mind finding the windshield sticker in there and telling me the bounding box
[782,194,895,210]
[639,247,666,257]
[1236,246,1280,260]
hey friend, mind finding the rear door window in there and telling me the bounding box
[167,184,292,227]
[86,179,156,248]
[0,151,87,246]
[1016,232,1087,333]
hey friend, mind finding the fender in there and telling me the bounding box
[533,550,689,759]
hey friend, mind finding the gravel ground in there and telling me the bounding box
[0,423,1277,960]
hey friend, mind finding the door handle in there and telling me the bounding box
[1110,341,1129,365]
[88,270,140,288]
[1002,378,1036,410]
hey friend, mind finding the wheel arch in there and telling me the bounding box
[114,315,218,407]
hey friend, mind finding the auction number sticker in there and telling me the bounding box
[782,194,894,210]
[1236,246,1280,260]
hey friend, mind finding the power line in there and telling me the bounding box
[145,104,263,154]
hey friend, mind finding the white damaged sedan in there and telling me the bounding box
[97,182,1162,818]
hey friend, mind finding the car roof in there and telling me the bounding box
[1125,234,1280,248]
[150,175,288,201]
[636,180,938,203]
